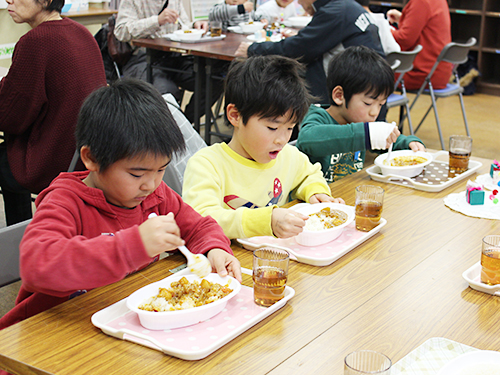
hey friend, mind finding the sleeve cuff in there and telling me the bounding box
[364,122,371,150]
[238,4,245,14]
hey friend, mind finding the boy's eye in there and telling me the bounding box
[268,127,277,131]
[130,173,143,178]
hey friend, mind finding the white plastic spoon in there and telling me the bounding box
[384,143,393,166]
[148,213,212,277]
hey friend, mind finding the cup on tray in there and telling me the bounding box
[355,185,384,232]
[210,21,222,37]
[481,235,500,285]
[449,135,472,173]
[344,350,392,375]
[252,247,289,307]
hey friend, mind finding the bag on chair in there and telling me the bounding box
[107,14,133,67]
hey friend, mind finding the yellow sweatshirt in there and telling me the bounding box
[182,143,331,239]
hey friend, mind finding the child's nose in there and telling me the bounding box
[141,178,156,191]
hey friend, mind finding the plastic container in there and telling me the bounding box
[293,203,355,247]
[238,21,265,33]
[374,150,433,178]
[173,29,204,41]
[126,273,241,330]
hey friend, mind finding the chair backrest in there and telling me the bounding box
[162,93,207,195]
[426,37,477,83]
[0,219,31,287]
[386,44,423,74]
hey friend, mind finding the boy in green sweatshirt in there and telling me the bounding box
[297,46,425,183]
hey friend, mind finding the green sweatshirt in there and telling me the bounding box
[296,105,424,183]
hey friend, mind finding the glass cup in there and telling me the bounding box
[252,247,289,307]
[355,185,384,232]
[449,135,472,173]
[210,20,222,37]
[344,350,392,375]
[165,22,178,34]
[481,235,500,285]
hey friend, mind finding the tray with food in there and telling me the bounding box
[237,203,386,266]
[91,268,294,360]
[367,151,482,192]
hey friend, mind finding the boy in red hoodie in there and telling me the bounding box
[0,79,241,330]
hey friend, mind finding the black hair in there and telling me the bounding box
[327,46,394,107]
[224,55,314,126]
[38,0,65,13]
[76,78,186,171]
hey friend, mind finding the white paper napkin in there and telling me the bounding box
[444,191,500,220]
[476,173,500,191]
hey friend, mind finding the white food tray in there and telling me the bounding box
[238,205,386,266]
[463,261,500,296]
[160,34,226,43]
[367,151,482,192]
[91,268,294,360]
[392,337,478,374]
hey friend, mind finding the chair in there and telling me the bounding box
[0,219,30,287]
[409,38,477,150]
[385,45,423,135]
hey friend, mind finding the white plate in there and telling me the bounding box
[438,350,500,374]
[462,262,500,296]
[246,34,283,42]
[227,26,254,34]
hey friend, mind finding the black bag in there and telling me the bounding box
[107,14,133,67]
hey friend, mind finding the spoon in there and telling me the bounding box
[148,213,212,277]
[384,143,394,166]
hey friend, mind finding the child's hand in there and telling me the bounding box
[385,126,400,148]
[309,194,345,205]
[158,8,179,25]
[139,212,185,257]
[271,208,307,238]
[235,42,251,57]
[207,249,242,282]
[409,141,426,152]
[243,1,254,12]
[387,9,401,24]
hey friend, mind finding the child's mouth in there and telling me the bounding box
[269,150,280,159]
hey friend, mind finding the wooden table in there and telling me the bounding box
[1,154,499,375]
[62,9,117,26]
[132,33,248,141]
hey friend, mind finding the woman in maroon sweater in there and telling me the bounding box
[0,0,107,226]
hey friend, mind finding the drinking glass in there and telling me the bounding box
[210,21,222,37]
[355,185,384,232]
[344,350,392,374]
[481,235,500,285]
[252,247,289,307]
[449,135,472,173]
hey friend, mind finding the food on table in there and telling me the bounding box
[305,207,348,231]
[183,30,192,33]
[138,277,233,312]
[389,155,427,167]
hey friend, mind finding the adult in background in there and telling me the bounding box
[115,0,226,124]
[235,0,384,104]
[0,0,107,226]
[387,0,452,90]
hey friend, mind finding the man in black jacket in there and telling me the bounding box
[235,0,384,104]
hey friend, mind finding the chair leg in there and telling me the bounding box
[414,103,433,134]
[428,87,445,150]
[458,92,471,137]
[405,101,414,135]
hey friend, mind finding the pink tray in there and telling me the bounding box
[91,268,294,360]
[238,218,386,266]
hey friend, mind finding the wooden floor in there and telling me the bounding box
[0,91,498,318]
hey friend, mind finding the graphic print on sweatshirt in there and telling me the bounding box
[223,178,283,209]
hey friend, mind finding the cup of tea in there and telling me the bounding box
[252,247,289,307]
[449,135,472,173]
[481,235,500,285]
[344,350,392,375]
[355,185,384,232]
[210,20,222,37]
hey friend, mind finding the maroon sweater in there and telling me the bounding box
[0,18,106,193]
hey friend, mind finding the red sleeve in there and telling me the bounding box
[391,1,431,50]
[158,185,233,256]
[19,198,153,297]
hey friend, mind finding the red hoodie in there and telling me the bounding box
[0,171,232,330]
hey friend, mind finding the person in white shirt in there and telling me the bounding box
[255,0,297,23]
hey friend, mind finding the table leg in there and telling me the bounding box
[146,49,153,84]
[193,56,203,134]
[204,58,214,145]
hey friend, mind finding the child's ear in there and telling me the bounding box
[331,86,345,106]
[226,103,242,128]
[79,146,99,172]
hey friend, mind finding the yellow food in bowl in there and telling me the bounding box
[389,155,427,167]
[306,207,348,230]
[138,277,233,312]
[184,30,192,33]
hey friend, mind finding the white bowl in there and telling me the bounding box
[238,21,265,34]
[374,150,433,178]
[293,203,355,247]
[288,16,312,28]
[126,273,241,330]
[174,29,204,41]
